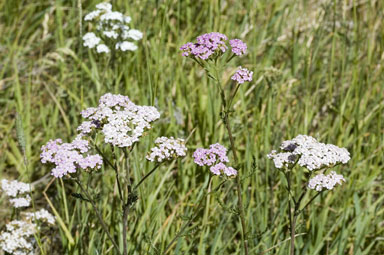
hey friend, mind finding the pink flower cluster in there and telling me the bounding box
[231,66,253,84]
[229,39,247,56]
[180,32,247,60]
[41,136,103,178]
[193,143,237,177]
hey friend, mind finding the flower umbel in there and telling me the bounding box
[146,137,187,162]
[40,136,103,178]
[78,93,160,148]
[231,66,253,84]
[180,33,248,61]
[193,143,237,177]
[268,135,350,171]
[83,2,143,53]
[308,171,345,191]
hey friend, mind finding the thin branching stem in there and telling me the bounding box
[133,164,162,190]
[214,66,249,255]
[95,145,124,202]
[163,177,226,254]
[75,178,121,255]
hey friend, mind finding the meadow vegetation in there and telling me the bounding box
[0,0,383,254]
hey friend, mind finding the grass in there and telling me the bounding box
[0,0,383,254]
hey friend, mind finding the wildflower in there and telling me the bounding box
[40,136,103,178]
[193,143,236,177]
[231,66,253,84]
[79,93,160,148]
[1,179,30,197]
[83,32,101,48]
[268,135,350,171]
[229,39,247,56]
[146,137,187,162]
[308,171,345,191]
[115,41,138,51]
[96,44,110,53]
[24,209,55,225]
[180,32,228,60]
[83,2,142,53]
[180,33,249,61]
[9,196,31,208]
[0,220,36,255]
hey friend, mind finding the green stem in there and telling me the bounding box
[75,178,121,255]
[133,164,161,190]
[214,66,249,255]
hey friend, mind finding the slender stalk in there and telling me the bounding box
[214,65,249,255]
[224,117,249,255]
[95,145,124,202]
[296,191,323,216]
[163,176,225,254]
[123,204,129,255]
[75,178,121,254]
[290,214,297,255]
[133,164,161,190]
[285,171,295,255]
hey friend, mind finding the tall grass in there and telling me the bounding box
[0,0,383,254]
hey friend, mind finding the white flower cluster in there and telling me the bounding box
[308,171,345,191]
[83,2,143,53]
[79,93,160,148]
[1,179,31,208]
[0,220,36,255]
[268,135,350,171]
[146,137,187,162]
[24,209,56,225]
[0,208,55,255]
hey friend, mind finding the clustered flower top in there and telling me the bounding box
[0,209,55,255]
[23,209,56,225]
[1,179,31,208]
[193,143,237,177]
[83,2,143,53]
[40,136,103,178]
[231,66,253,84]
[146,137,187,162]
[79,93,161,148]
[0,220,36,255]
[308,171,345,191]
[267,135,350,171]
[180,32,247,60]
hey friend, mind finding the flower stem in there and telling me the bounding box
[133,164,161,190]
[214,64,249,255]
[75,178,121,254]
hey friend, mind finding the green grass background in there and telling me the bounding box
[0,0,383,254]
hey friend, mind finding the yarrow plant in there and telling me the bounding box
[41,93,186,255]
[193,143,237,177]
[0,179,55,255]
[267,135,350,255]
[146,137,187,163]
[83,2,143,54]
[180,32,252,254]
[1,179,31,208]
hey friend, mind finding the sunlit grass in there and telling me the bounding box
[0,0,383,254]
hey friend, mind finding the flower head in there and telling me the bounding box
[40,136,103,178]
[308,171,345,191]
[180,32,228,60]
[268,135,350,171]
[83,2,142,53]
[78,93,160,148]
[0,220,36,255]
[1,179,30,197]
[193,143,236,177]
[229,39,247,56]
[146,137,187,162]
[231,66,253,84]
